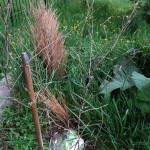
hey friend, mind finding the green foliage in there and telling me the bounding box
[132,72,150,114]
[0,0,150,149]
[141,0,150,23]
[126,0,150,35]
[1,106,38,149]
[100,57,140,94]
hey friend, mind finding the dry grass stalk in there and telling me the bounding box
[32,4,67,77]
[36,88,69,127]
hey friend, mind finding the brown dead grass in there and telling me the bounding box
[36,88,69,128]
[32,4,67,77]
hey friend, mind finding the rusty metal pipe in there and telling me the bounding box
[21,52,44,150]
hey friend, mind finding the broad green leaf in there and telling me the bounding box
[136,92,150,114]
[100,57,140,94]
[100,78,132,94]
[132,72,150,114]
[132,72,150,98]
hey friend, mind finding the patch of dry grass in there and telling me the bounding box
[36,88,69,128]
[32,4,67,77]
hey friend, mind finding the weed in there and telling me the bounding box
[0,0,150,149]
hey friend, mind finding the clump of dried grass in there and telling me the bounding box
[32,4,67,77]
[36,88,69,128]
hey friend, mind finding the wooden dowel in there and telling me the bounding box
[21,52,44,150]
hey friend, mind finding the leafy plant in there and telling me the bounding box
[132,71,150,114]
[0,0,150,149]
[100,56,140,94]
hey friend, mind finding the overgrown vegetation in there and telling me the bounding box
[0,0,150,149]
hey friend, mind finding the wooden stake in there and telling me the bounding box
[21,52,44,150]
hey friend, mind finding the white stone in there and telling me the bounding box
[0,75,13,122]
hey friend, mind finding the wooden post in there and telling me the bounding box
[21,52,44,150]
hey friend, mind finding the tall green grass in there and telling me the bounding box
[0,0,150,149]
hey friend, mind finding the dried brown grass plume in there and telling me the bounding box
[32,5,67,77]
[36,88,69,128]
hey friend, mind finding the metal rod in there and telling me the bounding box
[21,52,44,150]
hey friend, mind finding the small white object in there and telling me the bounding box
[50,129,84,150]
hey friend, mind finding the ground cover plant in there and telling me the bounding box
[0,0,150,149]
